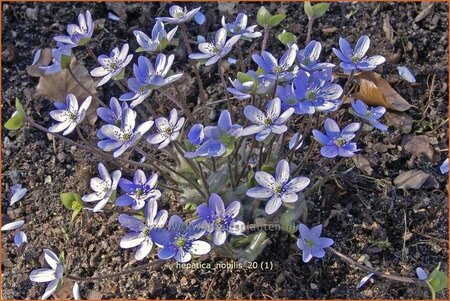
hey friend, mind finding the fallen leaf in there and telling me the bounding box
[384,111,413,134]
[383,15,395,46]
[394,170,430,189]
[401,135,438,162]
[36,59,98,125]
[356,71,412,112]
[27,48,53,77]
[352,154,373,175]
[322,27,338,34]
[53,278,74,300]
[414,3,434,23]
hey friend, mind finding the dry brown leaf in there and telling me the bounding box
[383,15,395,46]
[352,154,373,175]
[322,27,338,34]
[36,59,98,125]
[394,170,430,189]
[356,71,412,112]
[27,48,53,77]
[401,135,438,162]
[53,278,75,300]
[414,3,434,23]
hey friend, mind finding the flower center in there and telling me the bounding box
[306,91,316,101]
[302,57,311,65]
[306,239,315,248]
[264,118,272,126]
[143,227,150,236]
[365,111,371,117]
[335,138,345,146]
[233,25,242,33]
[274,185,283,193]
[174,11,184,18]
[175,237,186,247]
[274,66,283,73]
[220,133,235,146]
[123,133,131,141]
[115,119,121,126]
[351,56,360,63]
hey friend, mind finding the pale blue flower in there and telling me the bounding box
[351,99,388,131]
[246,159,310,214]
[116,170,161,211]
[147,109,185,149]
[221,13,262,39]
[49,94,91,136]
[252,48,297,82]
[297,40,335,72]
[29,249,64,300]
[228,70,274,100]
[157,5,201,24]
[90,44,133,87]
[297,224,334,263]
[134,20,178,52]
[39,47,72,74]
[54,10,94,47]
[119,199,168,260]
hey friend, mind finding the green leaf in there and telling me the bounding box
[78,37,91,46]
[261,165,275,174]
[5,114,25,131]
[268,14,286,28]
[60,192,76,210]
[113,69,125,81]
[15,98,25,116]
[280,211,297,233]
[277,31,297,46]
[60,54,71,70]
[428,264,448,294]
[257,6,272,27]
[304,2,314,17]
[312,3,330,18]
[237,72,255,84]
[155,37,169,52]
[135,47,144,53]
[71,209,82,221]
[184,202,197,211]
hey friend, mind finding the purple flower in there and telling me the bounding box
[54,10,94,47]
[97,108,153,157]
[189,28,240,66]
[151,215,211,263]
[147,109,185,149]
[120,54,182,107]
[97,97,128,128]
[9,184,27,206]
[29,249,64,300]
[40,47,72,74]
[184,124,207,158]
[1,220,27,247]
[116,170,162,210]
[277,84,303,114]
[297,40,335,72]
[297,224,334,263]
[194,110,243,157]
[416,267,428,281]
[196,193,245,246]
[351,99,388,131]
[157,5,201,24]
[82,163,121,212]
[241,98,294,141]
[252,48,297,82]
[332,35,385,73]
[134,20,178,53]
[119,199,168,260]
[90,44,133,87]
[246,159,310,215]
[49,94,91,136]
[228,70,274,100]
[292,69,342,114]
[440,158,448,174]
[312,118,361,158]
[221,13,262,39]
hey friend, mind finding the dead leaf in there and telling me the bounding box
[53,278,74,300]
[383,16,395,46]
[414,3,434,23]
[394,170,430,189]
[36,59,98,125]
[384,111,413,134]
[86,290,103,300]
[352,154,373,175]
[401,135,438,162]
[356,71,412,112]
[218,3,236,14]
[322,27,338,34]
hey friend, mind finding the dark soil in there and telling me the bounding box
[1,1,448,300]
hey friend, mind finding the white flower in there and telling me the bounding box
[49,94,91,136]
[29,249,64,300]
[90,44,133,87]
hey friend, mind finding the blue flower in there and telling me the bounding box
[156,5,201,24]
[40,47,72,74]
[332,35,385,73]
[297,40,335,72]
[189,28,240,66]
[184,124,207,158]
[241,98,294,141]
[228,70,274,100]
[351,99,388,131]
[9,184,27,206]
[49,94,92,136]
[54,10,94,47]
[29,249,64,300]
[116,169,162,210]
[292,69,342,114]
[252,48,297,82]
[297,224,334,263]
[90,44,133,87]
[312,118,360,158]
[134,20,178,52]
[277,84,303,114]
[221,13,262,40]
[97,108,153,157]
[151,215,211,263]
[196,193,245,246]
[147,109,185,149]
[246,159,310,215]
[96,97,128,136]
[118,199,168,260]
[120,54,183,107]
[194,110,243,157]
[440,158,448,174]
[82,163,121,212]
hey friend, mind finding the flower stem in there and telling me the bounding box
[179,23,207,105]
[159,89,195,123]
[261,26,269,54]
[218,58,233,118]
[306,17,315,44]
[227,156,236,188]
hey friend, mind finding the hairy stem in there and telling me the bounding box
[306,17,315,44]
[218,58,233,118]
[159,89,195,123]
[261,26,269,54]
